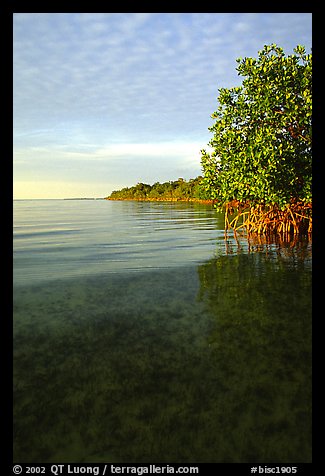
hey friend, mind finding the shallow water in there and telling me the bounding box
[13,200,223,285]
[13,200,312,463]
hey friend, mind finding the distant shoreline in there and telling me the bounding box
[14,197,213,204]
[105,197,215,205]
[64,197,105,200]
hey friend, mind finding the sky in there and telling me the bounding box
[13,12,312,199]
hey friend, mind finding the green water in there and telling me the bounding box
[13,201,312,463]
[14,249,311,463]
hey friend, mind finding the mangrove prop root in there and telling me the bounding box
[224,201,312,236]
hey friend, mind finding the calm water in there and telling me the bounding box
[13,200,312,463]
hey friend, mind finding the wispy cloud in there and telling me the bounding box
[13,139,206,182]
[14,140,205,167]
[13,12,312,198]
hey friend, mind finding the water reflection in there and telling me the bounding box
[222,231,312,261]
[197,249,312,462]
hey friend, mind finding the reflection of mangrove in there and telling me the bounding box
[223,230,312,262]
[197,251,312,462]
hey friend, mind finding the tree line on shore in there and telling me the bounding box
[106,176,211,202]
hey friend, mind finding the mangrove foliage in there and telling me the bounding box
[201,44,312,236]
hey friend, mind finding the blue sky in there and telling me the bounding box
[13,12,312,199]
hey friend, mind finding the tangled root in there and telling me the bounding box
[224,200,312,236]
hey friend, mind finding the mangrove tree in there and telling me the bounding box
[201,44,312,235]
